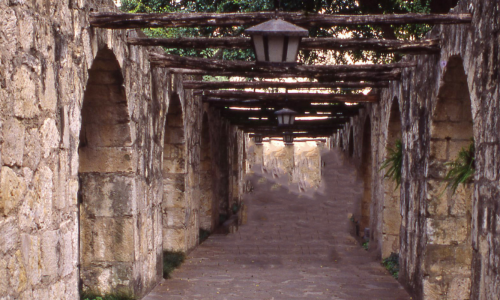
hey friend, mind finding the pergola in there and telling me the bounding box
[90,9,472,140]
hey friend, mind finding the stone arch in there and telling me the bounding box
[200,113,216,231]
[348,128,354,157]
[78,48,136,296]
[162,93,188,251]
[359,117,372,239]
[424,56,474,299]
[381,98,403,258]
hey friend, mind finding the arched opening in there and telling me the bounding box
[381,98,402,258]
[339,132,344,149]
[79,48,135,296]
[200,113,216,231]
[162,93,187,251]
[424,56,473,298]
[349,129,354,157]
[231,136,240,215]
[360,118,372,240]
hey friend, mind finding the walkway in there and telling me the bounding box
[144,149,411,300]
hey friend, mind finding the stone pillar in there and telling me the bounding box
[254,144,264,165]
[283,144,295,181]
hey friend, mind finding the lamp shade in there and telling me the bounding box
[275,108,297,126]
[245,19,308,65]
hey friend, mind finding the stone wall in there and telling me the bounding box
[248,139,323,192]
[339,0,500,298]
[0,1,246,299]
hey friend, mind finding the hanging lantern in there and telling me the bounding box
[283,132,294,145]
[254,134,263,144]
[245,19,308,66]
[275,108,297,126]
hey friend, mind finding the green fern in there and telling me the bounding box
[380,139,403,188]
[445,140,475,194]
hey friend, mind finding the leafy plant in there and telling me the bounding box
[362,241,369,251]
[199,228,211,244]
[382,252,399,279]
[231,202,240,214]
[445,139,475,194]
[163,251,186,279]
[119,0,435,64]
[380,139,403,188]
[81,292,135,300]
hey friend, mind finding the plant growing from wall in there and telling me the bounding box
[81,293,135,300]
[380,139,403,188]
[163,251,186,279]
[382,252,399,279]
[199,228,211,244]
[445,139,475,194]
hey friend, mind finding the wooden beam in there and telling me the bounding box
[183,80,389,89]
[90,12,472,29]
[229,119,347,127]
[263,138,329,142]
[129,37,440,53]
[202,91,378,102]
[150,53,415,74]
[206,98,362,107]
[168,68,401,81]
[219,109,355,117]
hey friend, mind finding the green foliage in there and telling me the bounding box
[199,228,211,244]
[362,241,369,250]
[382,252,399,279]
[119,0,433,63]
[81,292,135,300]
[163,251,186,279]
[380,139,403,188]
[231,202,241,214]
[445,139,475,194]
[219,213,228,225]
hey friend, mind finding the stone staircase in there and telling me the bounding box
[144,149,411,299]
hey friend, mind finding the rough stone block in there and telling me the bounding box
[34,165,53,228]
[164,128,184,144]
[431,121,474,141]
[429,139,448,161]
[78,147,135,173]
[0,167,26,216]
[3,118,25,167]
[382,207,401,235]
[59,221,76,277]
[448,277,471,300]
[381,234,399,259]
[162,158,185,174]
[80,174,136,217]
[92,217,135,262]
[0,257,8,295]
[164,208,186,228]
[41,230,59,279]
[163,228,186,252]
[20,234,41,286]
[83,123,132,147]
[423,277,446,300]
[41,64,57,112]
[0,217,19,255]
[23,128,41,170]
[426,218,469,245]
[13,66,39,118]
